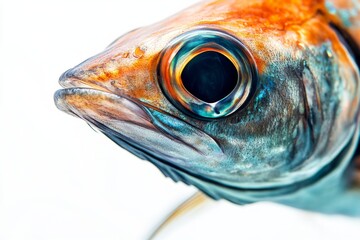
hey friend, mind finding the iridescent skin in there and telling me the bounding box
[55,0,360,216]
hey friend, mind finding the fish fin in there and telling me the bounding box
[148,191,209,240]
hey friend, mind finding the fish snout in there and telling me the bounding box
[59,68,82,88]
[58,61,109,91]
[57,43,162,105]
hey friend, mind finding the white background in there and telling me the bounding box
[0,0,359,239]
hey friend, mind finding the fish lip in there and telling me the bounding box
[54,87,154,130]
[54,87,136,111]
[54,87,105,114]
[58,67,116,97]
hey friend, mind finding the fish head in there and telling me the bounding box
[55,0,360,201]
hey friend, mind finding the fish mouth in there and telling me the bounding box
[55,64,149,125]
[55,66,152,125]
[54,87,154,129]
[55,67,169,164]
[54,86,168,162]
[54,69,228,180]
[54,85,233,202]
[58,67,108,91]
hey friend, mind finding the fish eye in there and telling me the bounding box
[158,29,257,119]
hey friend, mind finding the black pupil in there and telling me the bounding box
[181,51,238,103]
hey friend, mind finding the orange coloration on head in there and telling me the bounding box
[60,0,358,115]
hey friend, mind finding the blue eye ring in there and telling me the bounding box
[158,28,257,119]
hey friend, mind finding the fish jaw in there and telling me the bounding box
[54,88,153,128]
[54,87,229,182]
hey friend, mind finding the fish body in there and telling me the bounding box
[55,0,360,216]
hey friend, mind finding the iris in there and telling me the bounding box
[158,29,257,119]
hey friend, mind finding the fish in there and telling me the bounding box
[54,0,360,218]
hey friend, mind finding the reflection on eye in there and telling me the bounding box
[158,29,257,119]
